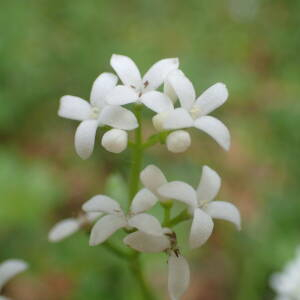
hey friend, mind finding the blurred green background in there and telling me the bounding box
[0,0,299,299]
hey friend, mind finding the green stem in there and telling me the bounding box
[127,104,156,299]
[129,255,156,300]
[142,131,171,150]
[103,241,133,260]
[129,104,143,203]
[166,209,191,227]
[162,202,172,227]
[103,242,155,299]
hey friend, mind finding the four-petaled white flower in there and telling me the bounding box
[106,54,179,114]
[0,259,28,300]
[48,212,102,243]
[153,70,231,151]
[270,247,300,300]
[158,165,241,248]
[82,189,164,246]
[58,72,138,159]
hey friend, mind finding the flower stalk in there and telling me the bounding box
[129,256,156,300]
[129,104,143,203]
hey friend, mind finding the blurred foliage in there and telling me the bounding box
[0,0,300,299]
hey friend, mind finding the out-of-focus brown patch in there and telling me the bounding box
[183,256,230,300]
[248,40,273,77]
[6,272,74,300]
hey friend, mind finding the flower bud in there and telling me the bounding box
[166,130,191,153]
[101,129,128,153]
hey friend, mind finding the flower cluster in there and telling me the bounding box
[59,54,230,159]
[270,247,300,300]
[52,54,241,300]
[0,259,28,300]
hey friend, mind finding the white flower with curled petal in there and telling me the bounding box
[106,54,178,114]
[158,165,241,249]
[153,70,231,151]
[270,247,300,300]
[48,212,102,243]
[0,259,28,299]
[82,189,163,246]
[58,72,138,159]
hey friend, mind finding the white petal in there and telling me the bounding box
[74,120,98,159]
[140,91,174,113]
[89,215,127,246]
[128,213,163,236]
[194,116,231,151]
[158,181,198,208]
[0,260,28,290]
[143,58,179,91]
[197,165,221,204]
[194,83,228,116]
[189,208,214,249]
[163,71,185,104]
[90,72,118,108]
[204,201,241,230]
[110,54,142,88]
[163,108,194,130]
[168,70,196,110]
[123,231,170,253]
[58,96,91,121]
[82,195,122,214]
[140,165,168,196]
[164,80,177,103]
[105,85,139,105]
[0,296,10,300]
[130,188,158,214]
[48,218,81,242]
[100,105,138,130]
[168,253,190,300]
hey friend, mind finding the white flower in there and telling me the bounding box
[270,247,300,300]
[153,70,230,151]
[82,189,163,246]
[0,259,28,298]
[58,72,138,159]
[101,129,128,153]
[48,212,102,243]
[106,54,178,114]
[140,164,170,203]
[158,165,241,249]
[168,252,190,300]
[166,130,191,153]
